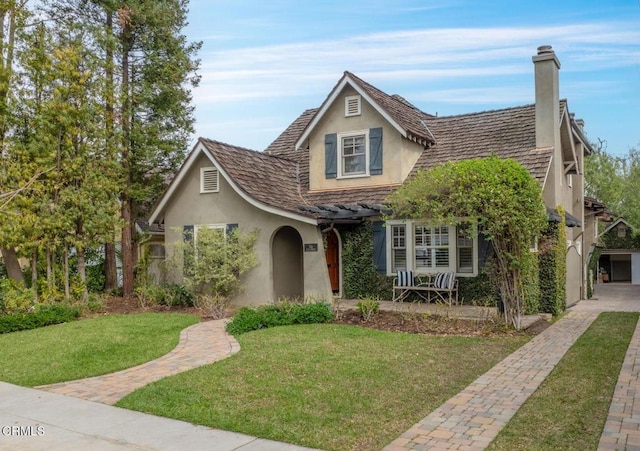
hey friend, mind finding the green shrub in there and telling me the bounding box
[0,304,80,334]
[457,272,498,306]
[162,283,194,307]
[0,278,36,314]
[341,223,393,300]
[226,302,334,335]
[134,283,194,308]
[356,298,380,321]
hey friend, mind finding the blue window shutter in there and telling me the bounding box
[226,223,238,235]
[372,221,387,274]
[325,133,337,179]
[369,127,383,175]
[183,225,194,243]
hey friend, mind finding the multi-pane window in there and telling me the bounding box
[457,226,473,273]
[341,134,366,175]
[415,225,449,270]
[391,224,406,272]
[387,221,477,276]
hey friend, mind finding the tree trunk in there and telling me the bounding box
[63,247,70,300]
[104,242,117,291]
[32,249,37,301]
[102,10,118,293]
[119,13,134,296]
[1,247,23,283]
[77,247,87,301]
[121,198,134,296]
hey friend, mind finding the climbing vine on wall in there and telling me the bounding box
[340,222,392,300]
[538,207,567,315]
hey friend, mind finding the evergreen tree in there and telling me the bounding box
[44,0,201,295]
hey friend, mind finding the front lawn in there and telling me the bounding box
[487,312,638,450]
[0,313,200,386]
[117,323,529,451]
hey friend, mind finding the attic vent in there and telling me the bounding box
[200,167,219,193]
[345,95,361,117]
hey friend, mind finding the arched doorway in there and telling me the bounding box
[325,229,340,293]
[272,226,304,300]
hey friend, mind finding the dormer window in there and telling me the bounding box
[338,130,368,178]
[200,167,219,193]
[345,95,361,117]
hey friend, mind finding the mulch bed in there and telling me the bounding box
[93,296,551,336]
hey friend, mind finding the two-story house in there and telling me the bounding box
[148,45,592,307]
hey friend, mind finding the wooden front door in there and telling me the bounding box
[325,230,340,293]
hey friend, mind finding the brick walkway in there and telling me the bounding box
[38,319,239,405]
[384,311,599,451]
[599,317,640,450]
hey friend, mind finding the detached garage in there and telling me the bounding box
[598,219,640,285]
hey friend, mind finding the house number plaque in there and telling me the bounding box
[304,243,318,252]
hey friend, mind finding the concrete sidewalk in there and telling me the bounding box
[0,382,317,451]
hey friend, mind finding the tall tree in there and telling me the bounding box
[3,18,121,299]
[0,0,29,283]
[585,142,640,229]
[114,1,200,296]
[43,0,201,296]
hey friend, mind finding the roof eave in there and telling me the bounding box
[294,73,408,150]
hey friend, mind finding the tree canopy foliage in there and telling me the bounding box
[585,142,640,229]
[388,156,548,328]
[0,0,200,301]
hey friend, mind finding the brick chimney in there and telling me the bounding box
[532,45,561,149]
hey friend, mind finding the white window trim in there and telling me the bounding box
[337,129,369,179]
[345,95,361,117]
[200,167,219,193]
[194,224,226,242]
[385,219,478,277]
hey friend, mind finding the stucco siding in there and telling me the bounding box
[160,153,332,306]
[308,85,423,191]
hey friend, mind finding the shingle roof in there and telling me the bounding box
[345,72,436,146]
[265,108,318,159]
[200,139,311,217]
[415,104,552,183]
[180,73,561,223]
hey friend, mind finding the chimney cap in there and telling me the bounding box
[537,45,554,55]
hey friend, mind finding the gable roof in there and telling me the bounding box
[294,71,436,150]
[601,218,634,237]
[148,139,318,225]
[151,71,578,226]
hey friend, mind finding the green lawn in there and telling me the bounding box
[487,312,638,451]
[117,323,529,451]
[0,313,200,386]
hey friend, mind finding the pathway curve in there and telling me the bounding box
[37,319,239,405]
[384,311,599,451]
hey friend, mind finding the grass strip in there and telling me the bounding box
[0,313,199,386]
[117,323,528,451]
[488,312,639,451]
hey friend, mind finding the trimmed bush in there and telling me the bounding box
[0,304,81,334]
[226,302,334,335]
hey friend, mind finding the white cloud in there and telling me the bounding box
[193,22,639,106]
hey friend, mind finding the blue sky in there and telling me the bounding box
[184,0,639,156]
